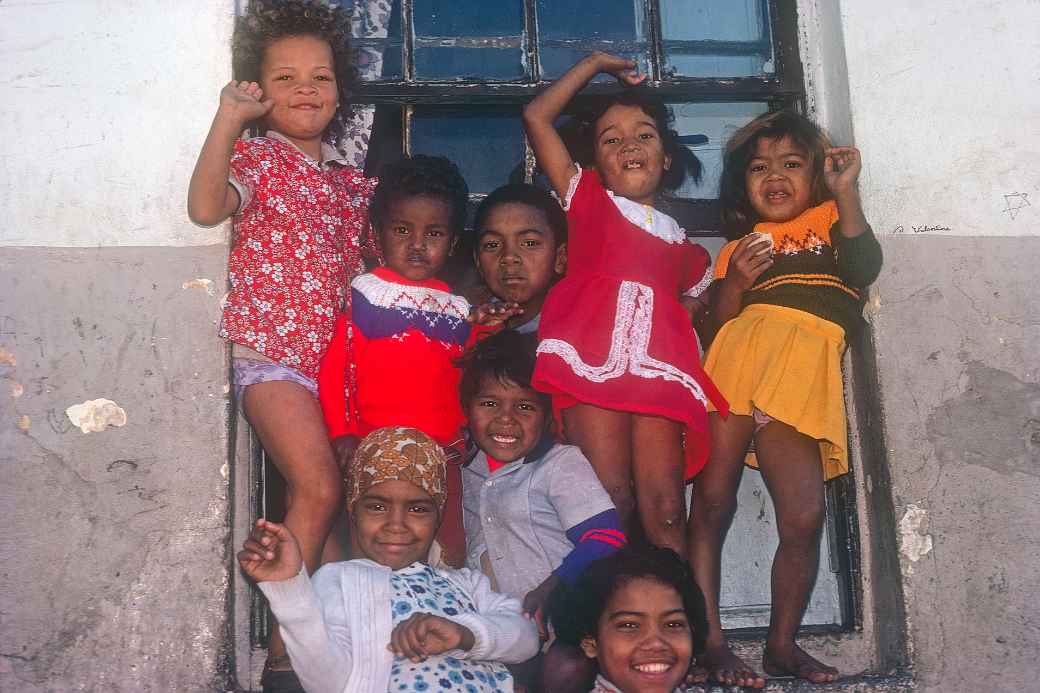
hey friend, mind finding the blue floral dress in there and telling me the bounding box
[388,563,513,693]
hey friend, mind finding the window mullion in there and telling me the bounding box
[402,0,415,82]
[646,0,663,83]
[767,0,803,98]
[523,0,540,83]
[403,105,413,156]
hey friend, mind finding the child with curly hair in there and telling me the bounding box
[186,1,374,687]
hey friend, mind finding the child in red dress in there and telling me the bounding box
[522,52,727,557]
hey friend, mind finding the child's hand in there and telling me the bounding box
[823,146,862,197]
[726,234,773,291]
[388,613,475,662]
[237,518,302,583]
[592,52,646,86]
[522,575,560,640]
[680,295,706,325]
[331,435,359,475]
[217,80,274,126]
[469,301,523,327]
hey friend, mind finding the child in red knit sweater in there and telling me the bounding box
[318,155,517,567]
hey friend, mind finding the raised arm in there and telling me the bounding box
[187,81,272,226]
[243,521,357,693]
[522,52,644,200]
[823,147,869,240]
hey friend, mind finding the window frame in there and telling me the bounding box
[247,0,864,649]
[351,0,806,239]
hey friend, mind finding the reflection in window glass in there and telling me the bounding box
[410,108,525,194]
[413,1,525,80]
[362,0,404,81]
[537,0,649,79]
[661,0,774,78]
[670,102,769,199]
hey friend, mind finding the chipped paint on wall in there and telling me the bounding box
[65,398,128,434]
[182,278,215,296]
[10,382,24,398]
[0,346,16,367]
[898,503,933,573]
[16,414,31,432]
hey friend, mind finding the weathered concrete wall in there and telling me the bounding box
[836,0,1040,690]
[0,248,231,691]
[1,1,236,691]
[869,237,1040,691]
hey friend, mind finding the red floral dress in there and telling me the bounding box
[533,167,728,478]
[221,135,377,381]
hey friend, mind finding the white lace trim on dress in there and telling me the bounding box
[554,163,584,211]
[682,260,713,298]
[537,281,708,406]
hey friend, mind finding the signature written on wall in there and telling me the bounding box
[892,224,952,234]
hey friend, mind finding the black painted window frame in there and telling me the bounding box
[251,0,863,647]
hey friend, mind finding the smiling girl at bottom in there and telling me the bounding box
[548,546,708,693]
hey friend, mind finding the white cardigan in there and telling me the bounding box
[259,559,540,693]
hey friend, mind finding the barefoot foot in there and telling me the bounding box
[697,643,766,688]
[762,644,839,683]
[684,663,708,686]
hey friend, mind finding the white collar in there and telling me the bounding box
[265,130,349,167]
[558,164,688,245]
[605,189,687,244]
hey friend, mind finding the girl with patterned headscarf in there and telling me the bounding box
[238,427,538,693]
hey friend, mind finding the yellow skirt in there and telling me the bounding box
[703,304,849,480]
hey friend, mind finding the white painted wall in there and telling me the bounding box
[839,0,1039,238]
[0,0,234,247]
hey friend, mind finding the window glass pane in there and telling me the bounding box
[661,0,775,78]
[410,107,525,194]
[414,0,520,36]
[669,102,769,199]
[413,1,525,80]
[537,0,649,80]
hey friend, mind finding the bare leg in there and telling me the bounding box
[243,381,345,667]
[631,414,686,556]
[755,421,839,683]
[686,412,764,688]
[562,404,635,532]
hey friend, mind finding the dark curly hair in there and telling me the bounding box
[369,155,470,236]
[232,0,357,147]
[573,88,702,193]
[457,330,549,410]
[472,183,568,248]
[548,545,708,655]
[719,110,833,240]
